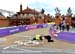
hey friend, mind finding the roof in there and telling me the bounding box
[17,7,40,14]
[0,12,6,19]
[22,7,33,14]
[0,12,4,16]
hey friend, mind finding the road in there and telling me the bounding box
[0,45,75,54]
[0,26,75,54]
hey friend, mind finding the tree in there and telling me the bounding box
[41,8,45,14]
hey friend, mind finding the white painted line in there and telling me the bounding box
[10,45,32,51]
[11,47,32,51]
[9,46,42,53]
[3,46,10,49]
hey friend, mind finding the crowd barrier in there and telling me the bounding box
[0,23,49,37]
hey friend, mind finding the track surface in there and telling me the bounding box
[0,27,75,54]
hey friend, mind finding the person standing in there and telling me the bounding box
[59,22,62,31]
[62,23,65,31]
[66,23,70,31]
[61,18,66,31]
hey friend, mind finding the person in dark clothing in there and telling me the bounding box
[44,35,54,42]
[62,25,65,31]
[61,19,66,31]
[56,26,59,30]
[66,23,70,31]
[59,23,62,31]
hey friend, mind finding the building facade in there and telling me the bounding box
[9,4,53,26]
[0,13,9,27]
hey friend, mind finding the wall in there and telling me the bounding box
[0,19,9,27]
[66,16,72,26]
[37,18,44,24]
[55,17,61,25]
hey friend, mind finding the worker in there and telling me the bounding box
[32,35,43,41]
[44,35,54,42]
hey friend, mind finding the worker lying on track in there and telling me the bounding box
[44,35,54,42]
[14,34,54,46]
[32,35,54,42]
[32,35,43,41]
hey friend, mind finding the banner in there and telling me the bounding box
[8,27,20,34]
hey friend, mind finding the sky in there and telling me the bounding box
[0,0,75,16]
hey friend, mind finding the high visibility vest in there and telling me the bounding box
[35,35,40,40]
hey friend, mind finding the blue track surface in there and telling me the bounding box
[56,32,75,43]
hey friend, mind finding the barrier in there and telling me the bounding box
[19,25,27,32]
[26,25,36,30]
[0,29,9,36]
[36,24,43,28]
[43,24,48,28]
[0,23,53,37]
